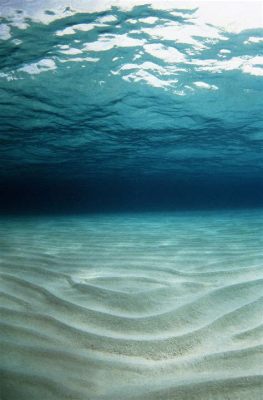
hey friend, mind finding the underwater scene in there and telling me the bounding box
[0,1,263,399]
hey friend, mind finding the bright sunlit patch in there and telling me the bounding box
[139,17,159,24]
[219,49,231,54]
[56,23,96,36]
[59,48,83,55]
[242,65,263,76]
[1,1,262,33]
[84,34,146,52]
[19,59,57,75]
[96,15,118,23]
[142,21,227,49]
[244,36,263,45]
[194,81,218,90]
[59,56,100,63]
[192,56,263,76]
[0,24,11,40]
[144,43,186,63]
[123,70,177,88]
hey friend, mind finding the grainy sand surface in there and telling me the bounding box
[1,211,263,399]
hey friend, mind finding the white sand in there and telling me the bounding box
[0,210,263,399]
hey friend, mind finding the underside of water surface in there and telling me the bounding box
[0,1,263,399]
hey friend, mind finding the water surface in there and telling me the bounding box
[0,1,263,210]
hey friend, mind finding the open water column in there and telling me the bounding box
[0,1,263,399]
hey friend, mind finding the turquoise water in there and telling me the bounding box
[0,1,263,399]
[0,2,263,210]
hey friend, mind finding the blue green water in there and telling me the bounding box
[0,1,263,399]
[0,1,263,211]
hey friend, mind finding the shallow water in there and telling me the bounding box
[1,210,263,399]
[1,2,263,398]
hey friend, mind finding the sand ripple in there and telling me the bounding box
[0,211,263,399]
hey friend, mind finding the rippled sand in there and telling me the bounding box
[1,211,263,399]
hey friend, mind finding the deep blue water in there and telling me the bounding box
[0,1,263,212]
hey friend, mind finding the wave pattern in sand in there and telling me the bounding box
[0,211,263,399]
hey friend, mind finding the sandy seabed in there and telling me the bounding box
[0,210,263,399]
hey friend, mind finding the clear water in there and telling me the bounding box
[0,1,263,210]
[1,211,263,399]
[0,1,263,399]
